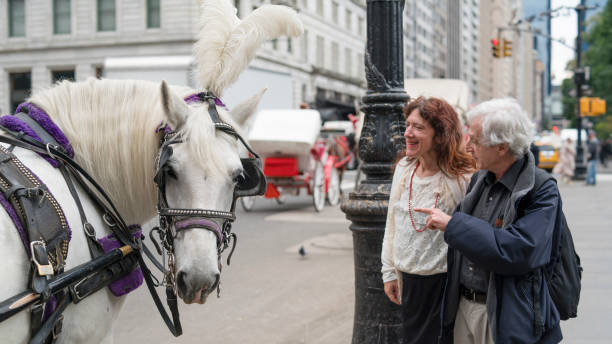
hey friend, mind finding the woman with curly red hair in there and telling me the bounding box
[381,96,475,343]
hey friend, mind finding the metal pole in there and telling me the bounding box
[573,1,587,179]
[341,1,409,342]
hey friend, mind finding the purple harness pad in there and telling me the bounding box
[0,102,74,167]
[0,192,29,255]
[97,227,143,297]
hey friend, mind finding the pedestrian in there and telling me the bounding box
[552,137,575,183]
[380,97,475,343]
[599,137,611,168]
[586,131,599,185]
[415,98,564,343]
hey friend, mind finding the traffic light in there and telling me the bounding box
[491,38,501,58]
[580,97,607,116]
[503,39,512,57]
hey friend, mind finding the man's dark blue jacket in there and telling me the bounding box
[439,153,563,344]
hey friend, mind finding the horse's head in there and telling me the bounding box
[156,81,266,304]
[151,0,302,304]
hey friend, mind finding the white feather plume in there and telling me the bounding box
[194,0,303,96]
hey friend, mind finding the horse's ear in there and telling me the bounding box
[230,88,267,127]
[160,80,189,130]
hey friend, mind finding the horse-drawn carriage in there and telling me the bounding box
[241,109,354,212]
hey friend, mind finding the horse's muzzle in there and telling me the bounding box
[176,270,220,304]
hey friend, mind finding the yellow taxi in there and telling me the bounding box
[535,142,559,172]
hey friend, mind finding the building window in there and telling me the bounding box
[97,0,116,32]
[9,71,30,112]
[332,2,339,24]
[331,42,339,71]
[287,37,292,54]
[271,39,278,50]
[316,0,323,16]
[316,35,324,68]
[53,0,71,34]
[301,29,308,61]
[345,9,352,31]
[95,66,104,79]
[345,48,352,76]
[147,0,160,28]
[358,16,364,37]
[357,53,364,78]
[8,0,26,37]
[52,70,75,83]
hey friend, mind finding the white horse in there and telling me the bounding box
[0,1,302,343]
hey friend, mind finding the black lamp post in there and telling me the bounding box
[573,0,587,180]
[341,0,409,342]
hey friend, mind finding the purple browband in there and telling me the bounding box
[183,92,228,109]
[174,218,223,243]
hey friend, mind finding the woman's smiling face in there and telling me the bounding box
[404,109,436,159]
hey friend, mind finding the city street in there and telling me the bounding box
[114,169,612,343]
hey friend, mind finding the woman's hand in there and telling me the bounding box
[413,207,451,231]
[384,280,401,305]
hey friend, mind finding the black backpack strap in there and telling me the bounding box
[528,168,554,337]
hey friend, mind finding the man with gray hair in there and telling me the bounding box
[415,98,563,343]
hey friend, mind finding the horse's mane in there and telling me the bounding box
[27,78,228,224]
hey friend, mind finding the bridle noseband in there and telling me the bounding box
[152,91,266,294]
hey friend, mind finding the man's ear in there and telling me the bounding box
[496,143,510,156]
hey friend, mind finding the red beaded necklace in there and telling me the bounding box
[408,161,441,232]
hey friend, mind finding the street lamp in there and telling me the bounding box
[341,1,409,343]
[573,1,588,180]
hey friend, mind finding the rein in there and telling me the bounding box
[0,90,265,341]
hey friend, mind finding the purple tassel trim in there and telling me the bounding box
[155,122,173,135]
[184,92,228,109]
[97,225,144,296]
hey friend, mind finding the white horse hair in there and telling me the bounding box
[0,0,302,342]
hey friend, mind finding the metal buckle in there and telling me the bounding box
[103,213,116,227]
[30,241,54,276]
[83,222,96,238]
[72,275,92,302]
[52,314,64,339]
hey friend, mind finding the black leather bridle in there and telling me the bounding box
[151,91,266,295]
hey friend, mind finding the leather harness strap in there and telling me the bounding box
[0,126,183,340]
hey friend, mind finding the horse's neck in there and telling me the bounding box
[36,81,162,225]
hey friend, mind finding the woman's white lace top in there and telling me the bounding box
[381,158,471,281]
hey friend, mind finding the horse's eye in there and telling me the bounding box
[233,172,246,185]
[166,165,178,180]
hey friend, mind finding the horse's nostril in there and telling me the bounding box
[177,271,188,297]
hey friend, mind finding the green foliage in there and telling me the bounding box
[595,116,612,139]
[584,0,612,139]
